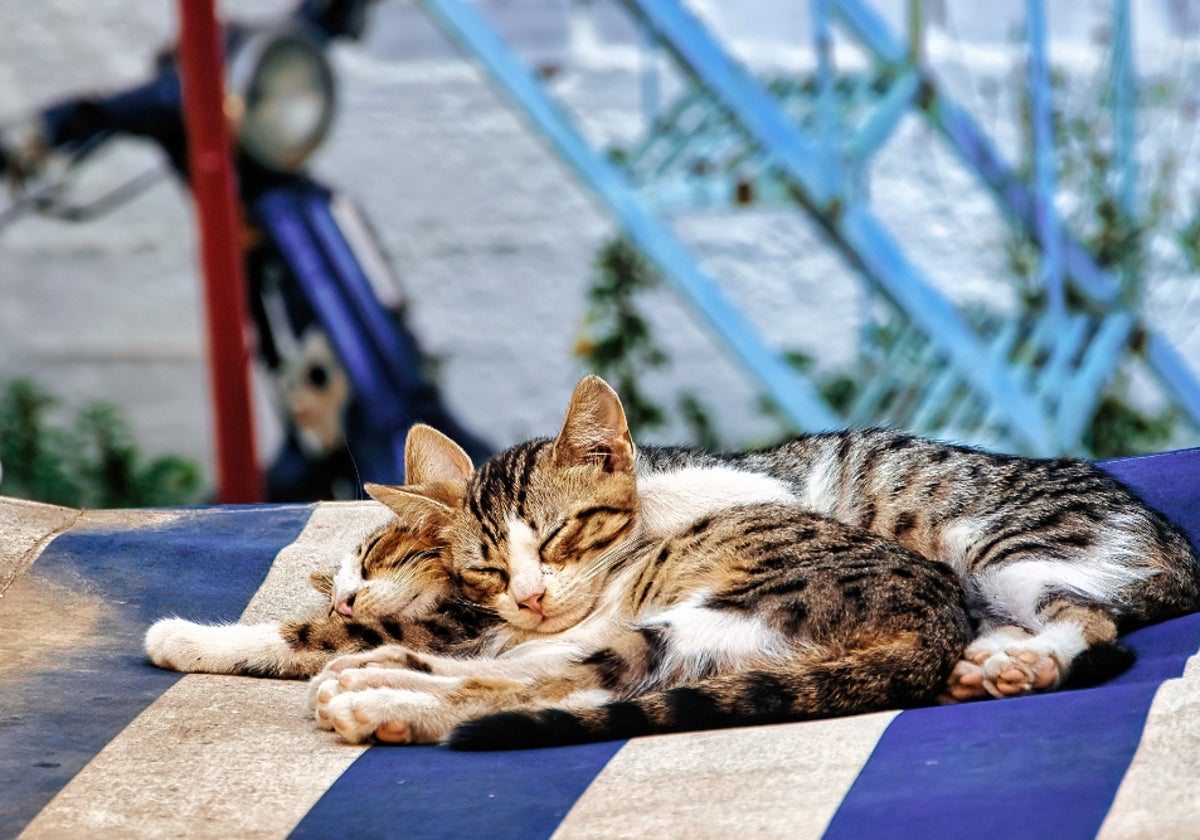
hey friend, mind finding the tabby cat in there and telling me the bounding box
[458,376,1200,701]
[308,378,972,748]
[312,375,1200,746]
[144,432,496,678]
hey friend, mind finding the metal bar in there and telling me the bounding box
[1111,0,1136,222]
[1146,332,1200,427]
[616,0,840,207]
[417,0,842,431]
[253,191,400,427]
[1026,0,1065,320]
[1059,311,1134,450]
[301,190,427,397]
[811,0,843,188]
[845,70,919,165]
[837,204,1056,452]
[972,319,1025,439]
[617,0,1056,452]
[909,359,960,431]
[833,0,1121,306]
[1033,313,1089,405]
[177,0,262,503]
[638,13,661,132]
[847,319,921,423]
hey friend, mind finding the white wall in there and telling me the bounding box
[1,0,1198,493]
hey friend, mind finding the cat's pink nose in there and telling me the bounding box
[519,592,544,616]
[335,594,355,617]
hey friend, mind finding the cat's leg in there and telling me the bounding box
[312,657,603,744]
[308,655,466,730]
[944,603,1129,700]
[310,638,589,702]
[309,628,661,744]
[145,609,381,678]
[308,641,588,733]
[145,618,325,678]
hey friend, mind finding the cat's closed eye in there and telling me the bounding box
[459,567,507,596]
[538,519,568,557]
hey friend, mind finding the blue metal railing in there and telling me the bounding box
[410,0,1200,456]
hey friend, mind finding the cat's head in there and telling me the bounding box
[400,375,640,635]
[318,423,475,622]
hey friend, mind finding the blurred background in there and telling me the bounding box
[1,0,1199,506]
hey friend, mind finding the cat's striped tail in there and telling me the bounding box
[446,641,955,750]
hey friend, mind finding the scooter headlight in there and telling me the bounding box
[227,29,335,172]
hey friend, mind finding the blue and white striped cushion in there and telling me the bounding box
[3,447,1199,839]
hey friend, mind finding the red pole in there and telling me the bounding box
[176,0,262,503]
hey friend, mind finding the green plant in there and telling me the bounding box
[0,377,204,507]
[574,237,722,447]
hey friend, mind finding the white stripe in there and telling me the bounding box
[20,502,382,839]
[0,500,103,594]
[638,466,794,538]
[552,711,898,840]
[20,677,366,840]
[1097,658,1200,839]
[241,501,391,623]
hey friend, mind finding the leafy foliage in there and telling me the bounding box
[574,237,721,448]
[0,378,203,507]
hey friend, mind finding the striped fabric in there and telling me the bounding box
[2,448,1199,839]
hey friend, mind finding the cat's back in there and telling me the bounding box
[639,502,970,645]
[738,427,1144,509]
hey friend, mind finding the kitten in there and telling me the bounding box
[492,376,1200,700]
[307,379,972,748]
[317,373,1200,727]
[144,432,496,678]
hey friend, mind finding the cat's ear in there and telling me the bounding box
[404,424,474,485]
[309,570,334,596]
[364,482,461,533]
[552,375,635,473]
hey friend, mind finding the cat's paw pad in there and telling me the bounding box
[325,689,437,745]
[308,659,382,711]
[326,692,386,744]
[953,630,1062,699]
[982,648,1060,697]
[942,657,989,702]
[311,676,343,729]
[944,629,1063,701]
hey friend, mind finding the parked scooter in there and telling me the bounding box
[0,0,491,501]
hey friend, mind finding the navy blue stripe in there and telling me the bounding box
[0,505,313,837]
[1100,447,1200,544]
[291,740,624,840]
[823,612,1200,839]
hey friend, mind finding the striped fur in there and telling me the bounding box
[721,429,1200,696]
[443,382,1199,700]
[308,377,971,747]
[145,433,498,678]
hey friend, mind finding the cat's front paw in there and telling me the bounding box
[323,688,441,744]
[145,618,191,670]
[144,617,220,672]
[945,628,1061,700]
[308,655,378,714]
[311,674,343,729]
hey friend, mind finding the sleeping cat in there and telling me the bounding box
[462,376,1200,700]
[144,431,496,678]
[312,375,1200,746]
[308,387,972,746]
